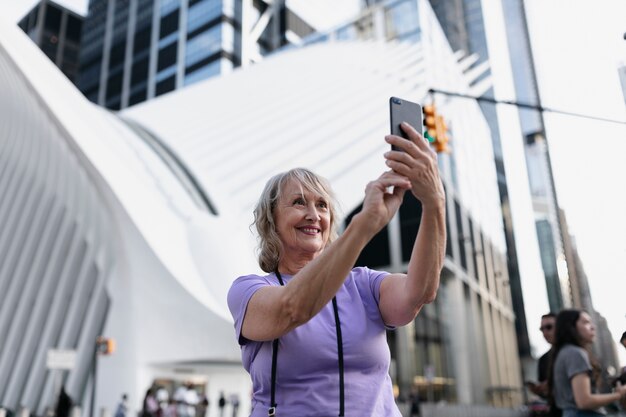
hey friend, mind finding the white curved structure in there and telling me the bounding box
[1,1,524,414]
[0,16,250,416]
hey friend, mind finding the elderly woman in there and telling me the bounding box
[227,123,446,416]
[548,309,626,417]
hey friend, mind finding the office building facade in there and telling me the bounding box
[18,0,83,84]
[77,0,314,109]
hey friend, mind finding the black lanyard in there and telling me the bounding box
[269,271,345,416]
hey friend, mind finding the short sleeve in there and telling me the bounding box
[352,267,391,327]
[564,347,592,380]
[227,274,271,345]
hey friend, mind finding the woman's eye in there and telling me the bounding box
[293,198,305,206]
[317,201,328,209]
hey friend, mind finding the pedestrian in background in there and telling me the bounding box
[217,392,226,417]
[196,394,208,417]
[548,309,626,417]
[229,393,239,417]
[55,386,73,417]
[142,389,159,417]
[162,398,177,417]
[613,332,626,390]
[114,394,128,417]
[529,313,557,395]
[156,385,169,416]
[183,383,199,417]
[527,312,561,416]
[227,123,445,416]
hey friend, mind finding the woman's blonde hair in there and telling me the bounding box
[253,168,339,273]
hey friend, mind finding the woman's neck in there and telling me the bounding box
[278,251,318,275]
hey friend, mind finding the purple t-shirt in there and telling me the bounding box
[227,267,402,417]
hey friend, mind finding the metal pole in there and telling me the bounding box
[90,347,98,417]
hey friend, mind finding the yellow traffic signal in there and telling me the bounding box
[96,337,116,355]
[422,104,437,143]
[434,114,450,153]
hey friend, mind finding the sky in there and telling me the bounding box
[524,0,626,366]
[2,0,625,364]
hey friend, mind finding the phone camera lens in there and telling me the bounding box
[392,98,402,105]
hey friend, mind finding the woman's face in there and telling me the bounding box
[576,312,596,345]
[274,179,331,261]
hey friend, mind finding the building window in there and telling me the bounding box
[156,65,177,83]
[345,203,391,269]
[160,9,179,39]
[42,32,59,61]
[128,88,147,106]
[131,56,149,86]
[336,13,374,41]
[133,25,152,55]
[157,42,178,72]
[454,200,467,270]
[399,193,422,262]
[106,97,121,110]
[481,234,491,290]
[185,26,222,67]
[137,2,153,22]
[156,75,176,96]
[78,62,101,92]
[65,15,82,42]
[85,88,99,103]
[384,0,419,41]
[160,0,180,15]
[106,72,123,101]
[468,217,476,278]
[44,5,62,31]
[187,0,222,33]
[412,299,453,401]
[183,60,222,86]
[108,41,126,70]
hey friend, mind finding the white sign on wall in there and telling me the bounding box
[46,349,77,370]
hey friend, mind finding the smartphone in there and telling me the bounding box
[389,96,423,151]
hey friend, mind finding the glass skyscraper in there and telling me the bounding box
[77,0,314,109]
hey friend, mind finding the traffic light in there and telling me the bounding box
[96,337,116,355]
[422,104,451,152]
[433,114,450,153]
[422,104,437,143]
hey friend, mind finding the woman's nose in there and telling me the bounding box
[305,204,321,220]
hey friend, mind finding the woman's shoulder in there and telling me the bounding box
[560,344,586,354]
[234,272,270,280]
[231,272,276,287]
[347,267,389,296]
[557,344,588,362]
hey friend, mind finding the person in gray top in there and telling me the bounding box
[549,309,626,417]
